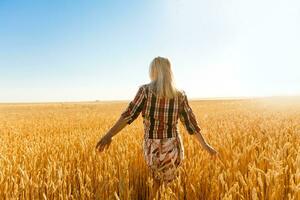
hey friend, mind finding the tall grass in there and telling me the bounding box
[0,98,299,199]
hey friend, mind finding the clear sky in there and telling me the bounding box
[0,0,299,102]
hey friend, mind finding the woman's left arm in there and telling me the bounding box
[96,85,146,153]
[107,115,128,138]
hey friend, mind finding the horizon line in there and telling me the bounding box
[0,94,299,105]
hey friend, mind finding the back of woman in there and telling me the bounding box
[96,56,218,197]
[138,83,187,184]
[142,83,183,139]
[119,57,204,184]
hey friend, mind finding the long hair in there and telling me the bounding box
[149,56,179,98]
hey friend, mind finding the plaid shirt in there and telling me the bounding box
[121,84,201,139]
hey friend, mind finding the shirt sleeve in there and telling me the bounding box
[121,85,147,125]
[179,91,201,135]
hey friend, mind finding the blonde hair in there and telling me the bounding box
[149,56,179,99]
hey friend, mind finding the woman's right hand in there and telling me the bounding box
[194,131,218,156]
[205,144,218,156]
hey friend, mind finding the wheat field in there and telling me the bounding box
[0,97,299,200]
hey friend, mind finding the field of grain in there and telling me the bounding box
[0,97,299,200]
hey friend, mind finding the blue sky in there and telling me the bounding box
[0,0,299,102]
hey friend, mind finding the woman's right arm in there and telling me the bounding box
[194,131,218,155]
[179,91,218,156]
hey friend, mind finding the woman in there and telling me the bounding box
[96,56,218,192]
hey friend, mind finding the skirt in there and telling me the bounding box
[143,134,185,183]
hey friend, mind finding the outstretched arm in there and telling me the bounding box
[96,85,146,153]
[179,91,218,156]
[106,115,128,138]
[194,131,217,155]
[95,115,128,153]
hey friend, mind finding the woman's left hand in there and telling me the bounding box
[96,134,112,153]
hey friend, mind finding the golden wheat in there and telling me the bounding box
[0,97,299,199]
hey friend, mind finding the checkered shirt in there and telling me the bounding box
[121,84,201,139]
